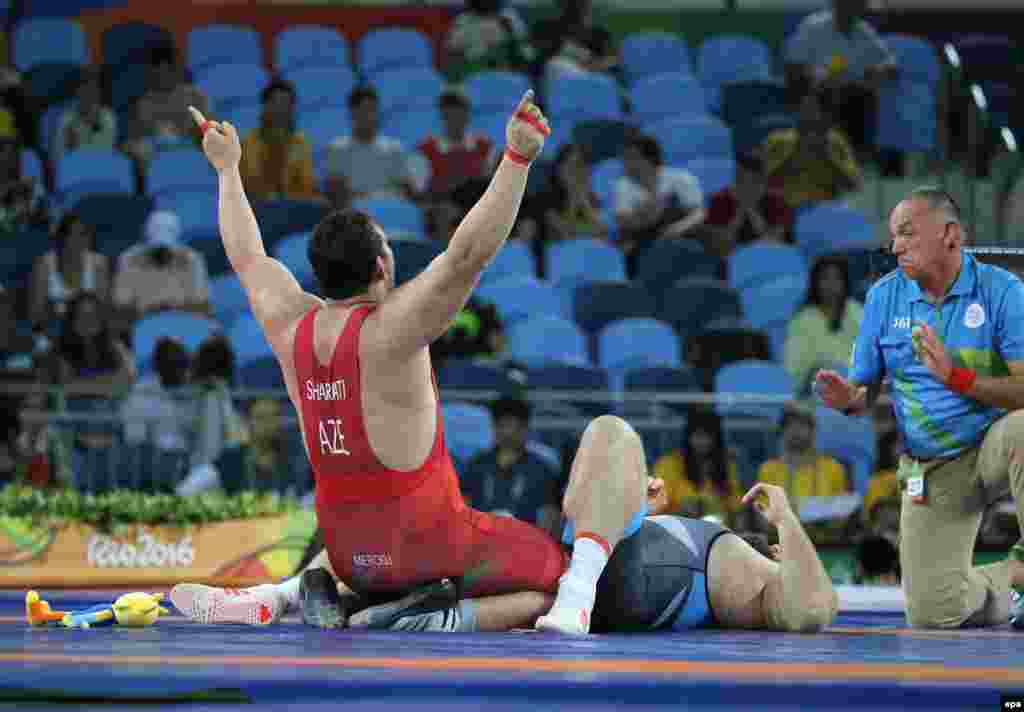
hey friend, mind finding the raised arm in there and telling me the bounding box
[366,92,549,361]
[189,107,320,341]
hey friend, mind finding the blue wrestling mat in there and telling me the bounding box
[1,590,1021,711]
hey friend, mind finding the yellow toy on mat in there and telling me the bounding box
[25,590,170,628]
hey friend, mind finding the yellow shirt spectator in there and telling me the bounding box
[762,127,861,210]
[653,450,744,523]
[863,468,898,522]
[784,300,863,393]
[756,455,848,500]
[240,128,318,202]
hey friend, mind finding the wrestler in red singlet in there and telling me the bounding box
[294,300,567,598]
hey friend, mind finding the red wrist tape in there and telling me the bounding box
[514,109,551,137]
[503,147,531,166]
[947,367,976,394]
[200,120,211,136]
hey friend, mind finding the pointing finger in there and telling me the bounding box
[188,106,206,127]
[515,89,535,112]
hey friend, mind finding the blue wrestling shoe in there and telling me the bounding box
[299,567,356,629]
[1011,589,1024,630]
[348,578,459,630]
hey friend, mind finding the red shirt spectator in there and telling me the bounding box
[705,154,792,251]
[414,89,494,199]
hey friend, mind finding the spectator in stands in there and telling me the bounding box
[460,394,560,527]
[0,108,48,239]
[239,79,318,202]
[703,153,791,257]
[324,86,417,210]
[11,388,72,489]
[762,92,862,211]
[113,210,211,321]
[534,0,618,81]
[190,335,246,469]
[29,212,111,328]
[855,534,900,585]
[53,69,117,161]
[784,255,864,394]
[863,428,901,529]
[444,0,533,81]
[430,296,504,368]
[652,406,743,526]
[120,336,191,452]
[537,142,608,245]
[784,0,897,157]
[415,88,495,202]
[615,132,705,277]
[756,402,849,503]
[53,292,135,397]
[122,45,209,165]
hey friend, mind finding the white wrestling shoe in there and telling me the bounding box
[170,584,287,626]
[535,604,591,635]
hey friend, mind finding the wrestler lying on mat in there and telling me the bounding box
[174,479,837,634]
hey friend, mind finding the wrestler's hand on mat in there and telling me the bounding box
[742,483,793,527]
[189,106,241,173]
[911,321,953,384]
[646,476,670,516]
[814,369,856,411]
[506,90,550,163]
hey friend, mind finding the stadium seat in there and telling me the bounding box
[287,66,358,112]
[392,239,442,286]
[631,74,708,126]
[24,62,81,110]
[688,318,772,389]
[133,311,220,372]
[546,74,623,126]
[351,197,425,241]
[74,194,154,260]
[645,115,733,166]
[56,148,135,208]
[884,35,941,86]
[209,274,250,327]
[147,150,217,197]
[621,32,693,86]
[239,356,285,390]
[876,80,938,155]
[656,278,743,346]
[228,313,275,365]
[737,113,796,157]
[713,359,794,420]
[108,62,149,117]
[274,25,350,73]
[13,17,87,72]
[622,364,700,418]
[739,274,810,360]
[479,241,536,284]
[252,200,328,247]
[526,364,610,417]
[547,239,626,287]
[571,119,630,165]
[727,243,808,293]
[372,68,444,121]
[0,227,50,289]
[814,406,878,495]
[196,63,270,111]
[382,110,443,150]
[437,359,515,392]
[696,34,776,112]
[684,157,736,199]
[296,107,351,174]
[156,191,218,239]
[464,71,532,115]
[475,275,568,326]
[573,281,658,337]
[590,158,623,208]
[598,318,681,372]
[272,232,314,289]
[187,24,263,76]
[506,316,589,368]
[634,239,722,294]
[223,102,264,137]
[20,149,43,184]
[358,27,433,77]
[441,402,495,464]
[720,80,789,131]
[185,230,232,279]
[102,22,174,68]
[794,202,880,260]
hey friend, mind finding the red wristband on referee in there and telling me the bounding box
[503,147,532,166]
[947,367,976,394]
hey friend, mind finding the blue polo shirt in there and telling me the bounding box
[849,253,1024,460]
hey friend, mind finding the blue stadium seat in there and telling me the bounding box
[645,116,733,165]
[196,63,270,112]
[571,119,630,165]
[738,113,796,156]
[469,111,509,153]
[546,74,623,126]
[228,313,275,365]
[296,107,351,175]
[393,239,442,286]
[209,274,250,327]
[239,356,285,390]
[147,150,217,197]
[476,275,568,326]
[133,311,220,372]
[713,359,794,421]
[590,158,623,208]
[635,239,722,293]
[13,17,87,72]
[372,68,444,122]
[186,230,232,279]
[598,318,681,371]
[358,27,433,77]
[381,110,443,151]
[101,22,173,69]
[272,232,314,289]
[573,281,658,337]
[252,200,329,247]
[437,359,515,392]
[814,406,877,495]
[884,35,941,86]
[464,71,532,115]
[739,274,810,360]
[506,316,589,368]
[108,62,149,117]
[441,401,495,464]
[156,191,218,239]
[187,24,263,76]
[794,202,880,260]
[547,239,626,287]
[696,34,776,112]
[622,364,700,417]
[24,62,81,110]
[351,197,425,241]
[876,80,938,154]
[631,74,707,126]
[728,243,808,293]
[39,103,68,155]
[684,157,736,199]
[74,194,154,261]
[223,102,264,137]
[656,278,743,345]
[0,227,50,289]
[621,32,693,86]
[479,241,536,284]
[20,149,43,183]
[526,363,610,417]
[720,80,789,132]
[286,66,358,112]
[274,25,350,73]
[56,148,135,207]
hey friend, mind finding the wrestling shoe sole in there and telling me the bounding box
[348,578,458,630]
[170,584,284,626]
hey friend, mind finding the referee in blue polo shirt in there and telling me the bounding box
[817,186,1024,629]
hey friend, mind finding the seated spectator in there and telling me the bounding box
[324,86,417,210]
[703,153,791,256]
[756,401,849,504]
[537,142,608,245]
[862,429,901,526]
[535,0,618,81]
[460,394,560,526]
[190,335,246,469]
[239,79,318,202]
[652,406,743,526]
[122,45,209,165]
[29,212,111,328]
[53,292,135,397]
[53,69,117,161]
[784,255,864,394]
[113,211,211,322]
[444,0,533,82]
[854,533,900,585]
[615,131,705,276]
[0,108,48,239]
[414,88,495,202]
[784,0,898,157]
[430,296,504,368]
[120,336,192,452]
[762,92,861,211]
[10,388,72,489]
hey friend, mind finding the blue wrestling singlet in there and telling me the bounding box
[590,515,731,633]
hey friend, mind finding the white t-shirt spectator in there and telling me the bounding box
[325,135,415,200]
[785,10,894,83]
[614,166,703,220]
